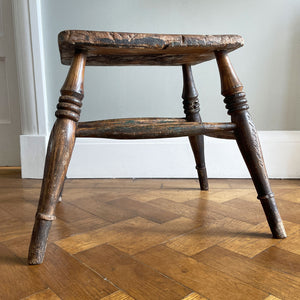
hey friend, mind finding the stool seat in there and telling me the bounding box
[58,30,244,66]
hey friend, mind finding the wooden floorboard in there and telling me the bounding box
[0,168,299,299]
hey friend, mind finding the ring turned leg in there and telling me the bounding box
[215,51,286,238]
[182,64,208,190]
[28,52,87,264]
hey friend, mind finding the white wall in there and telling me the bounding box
[41,0,300,130]
[15,0,300,178]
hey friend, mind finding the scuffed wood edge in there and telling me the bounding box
[58,30,244,50]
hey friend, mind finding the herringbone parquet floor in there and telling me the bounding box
[0,168,299,299]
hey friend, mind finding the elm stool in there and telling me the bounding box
[28,30,287,265]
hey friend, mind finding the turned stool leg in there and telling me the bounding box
[215,51,286,238]
[182,64,208,190]
[28,52,86,264]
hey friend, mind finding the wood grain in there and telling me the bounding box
[182,292,207,300]
[264,296,282,300]
[185,188,255,203]
[135,245,268,299]
[0,207,32,242]
[75,244,192,300]
[109,216,207,255]
[219,221,299,258]
[185,196,266,225]
[55,217,157,254]
[55,216,203,256]
[59,30,243,66]
[0,243,46,299]
[100,290,135,300]
[31,243,117,299]
[1,170,299,299]
[76,118,235,139]
[193,245,300,299]
[252,246,300,277]
[108,197,179,223]
[166,217,252,256]
[148,197,223,222]
[22,288,61,300]
[277,230,300,255]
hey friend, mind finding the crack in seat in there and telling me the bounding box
[58,30,244,66]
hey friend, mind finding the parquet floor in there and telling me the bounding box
[0,168,299,299]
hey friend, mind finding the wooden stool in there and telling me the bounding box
[28,31,287,265]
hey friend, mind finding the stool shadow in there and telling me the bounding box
[0,255,27,266]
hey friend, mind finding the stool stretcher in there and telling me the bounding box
[76,118,236,139]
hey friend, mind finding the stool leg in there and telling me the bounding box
[182,64,208,190]
[58,177,66,202]
[215,51,286,238]
[28,52,86,264]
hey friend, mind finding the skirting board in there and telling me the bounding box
[20,131,300,179]
[20,135,47,178]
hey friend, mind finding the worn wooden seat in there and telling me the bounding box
[28,30,287,265]
[58,30,244,66]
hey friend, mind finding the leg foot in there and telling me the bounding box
[196,165,209,191]
[259,195,287,238]
[189,135,208,190]
[28,219,53,264]
[58,178,65,203]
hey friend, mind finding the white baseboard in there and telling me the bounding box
[20,131,300,179]
[20,135,47,178]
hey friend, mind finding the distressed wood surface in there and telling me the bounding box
[76,118,236,139]
[58,30,244,66]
